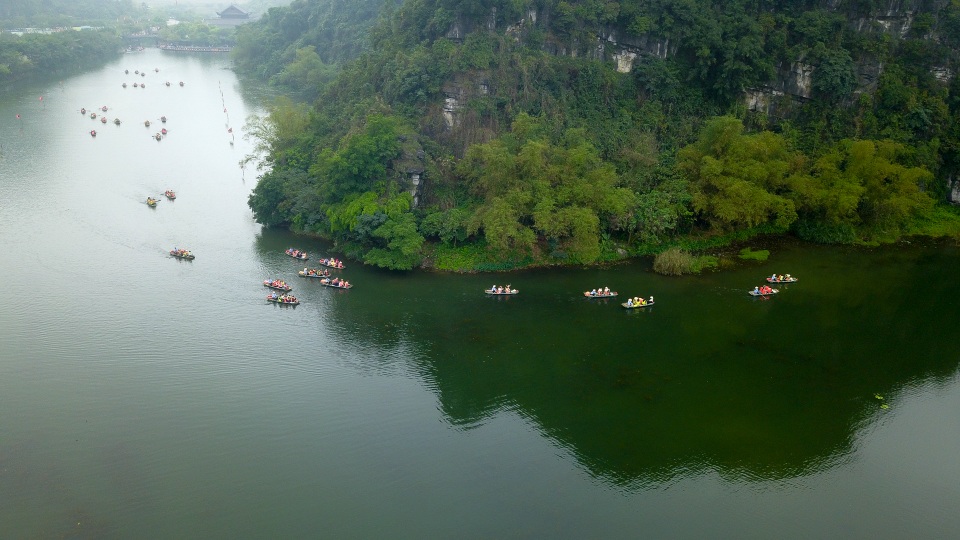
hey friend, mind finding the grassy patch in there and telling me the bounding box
[738,247,770,261]
[906,205,960,238]
[433,243,533,272]
[653,248,717,275]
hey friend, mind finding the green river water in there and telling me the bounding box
[1,50,959,538]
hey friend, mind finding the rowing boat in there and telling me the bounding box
[765,277,797,283]
[298,270,331,278]
[266,295,299,305]
[263,280,292,292]
[319,279,352,289]
[285,248,308,260]
[621,301,655,309]
[317,258,344,269]
[748,288,779,296]
[485,289,518,295]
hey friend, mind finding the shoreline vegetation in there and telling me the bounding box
[238,0,960,274]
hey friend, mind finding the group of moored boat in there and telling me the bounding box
[268,248,354,305]
[276,245,798,308]
[483,273,799,309]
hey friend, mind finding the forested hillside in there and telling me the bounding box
[242,0,960,271]
[232,0,390,100]
[0,30,121,81]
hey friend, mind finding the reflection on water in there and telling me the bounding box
[309,239,960,487]
[2,49,960,538]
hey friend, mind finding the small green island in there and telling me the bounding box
[236,0,960,273]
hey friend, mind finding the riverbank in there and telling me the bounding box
[282,211,960,274]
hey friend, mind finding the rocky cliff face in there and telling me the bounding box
[439,1,955,125]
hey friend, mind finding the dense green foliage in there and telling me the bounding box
[243,0,960,270]
[232,0,387,99]
[157,20,236,48]
[0,30,121,81]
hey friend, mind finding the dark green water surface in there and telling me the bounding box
[1,50,959,538]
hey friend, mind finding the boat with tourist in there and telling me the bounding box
[164,190,176,200]
[298,268,331,278]
[90,130,97,137]
[114,118,121,125]
[486,285,518,295]
[319,277,352,289]
[146,197,158,207]
[263,279,292,292]
[285,248,308,260]
[266,293,299,305]
[622,296,655,308]
[317,257,344,269]
[584,287,617,298]
[766,274,797,283]
[170,248,194,260]
[749,285,779,296]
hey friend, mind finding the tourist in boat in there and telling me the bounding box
[754,286,761,294]
[649,296,654,304]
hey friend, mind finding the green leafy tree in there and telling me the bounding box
[679,116,802,231]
